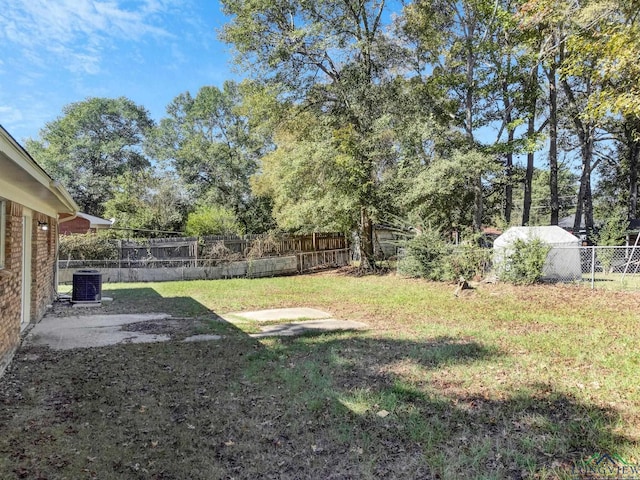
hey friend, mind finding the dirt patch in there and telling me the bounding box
[119,318,213,340]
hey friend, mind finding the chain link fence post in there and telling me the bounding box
[590,246,595,290]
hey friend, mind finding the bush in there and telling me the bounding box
[399,229,492,282]
[246,232,281,259]
[595,209,628,273]
[398,229,452,280]
[200,241,243,266]
[59,233,119,260]
[445,240,491,280]
[499,238,550,285]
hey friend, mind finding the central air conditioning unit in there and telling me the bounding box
[72,269,103,303]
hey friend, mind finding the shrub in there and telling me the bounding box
[246,232,281,259]
[499,238,550,285]
[59,233,119,260]
[399,229,491,282]
[595,209,628,273]
[445,240,491,280]
[200,241,243,266]
[398,229,452,281]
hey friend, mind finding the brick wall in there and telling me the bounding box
[59,216,91,235]
[0,201,23,374]
[0,202,59,375]
[31,213,57,322]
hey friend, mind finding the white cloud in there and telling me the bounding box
[0,105,24,124]
[0,0,175,74]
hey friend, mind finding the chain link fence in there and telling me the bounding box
[547,246,640,290]
[444,244,640,291]
[580,246,640,290]
[57,249,351,284]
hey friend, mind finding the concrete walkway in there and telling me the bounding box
[25,308,367,350]
[26,313,173,350]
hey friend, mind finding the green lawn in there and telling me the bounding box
[583,272,640,291]
[2,273,639,479]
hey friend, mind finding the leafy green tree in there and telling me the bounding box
[26,97,153,216]
[252,110,360,234]
[565,1,640,220]
[221,0,402,268]
[403,149,498,232]
[403,0,524,230]
[149,81,273,233]
[184,205,244,237]
[102,171,188,236]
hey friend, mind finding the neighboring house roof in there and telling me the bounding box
[0,124,78,216]
[481,226,502,236]
[628,219,640,233]
[76,212,114,228]
[558,215,601,230]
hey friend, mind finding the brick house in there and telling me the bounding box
[59,212,114,235]
[0,125,78,375]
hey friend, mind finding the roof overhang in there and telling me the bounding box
[0,125,78,217]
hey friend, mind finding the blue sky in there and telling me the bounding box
[0,0,238,143]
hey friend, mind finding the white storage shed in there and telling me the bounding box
[493,226,582,282]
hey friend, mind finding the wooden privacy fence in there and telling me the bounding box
[201,233,347,256]
[95,233,348,262]
[119,237,198,261]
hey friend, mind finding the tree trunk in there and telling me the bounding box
[560,71,595,236]
[465,40,482,231]
[547,62,559,226]
[504,150,513,224]
[522,65,538,226]
[573,136,594,235]
[359,207,375,270]
[626,120,639,219]
[523,115,535,226]
[574,174,585,234]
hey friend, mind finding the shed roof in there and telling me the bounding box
[494,226,581,247]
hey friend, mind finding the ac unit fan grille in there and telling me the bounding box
[72,270,102,302]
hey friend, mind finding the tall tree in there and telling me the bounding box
[511,163,579,226]
[26,97,153,216]
[221,0,401,268]
[149,81,274,233]
[404,0,522,230]
[252,110,363,234]
[102,171,189,235]
[568,0,640,220]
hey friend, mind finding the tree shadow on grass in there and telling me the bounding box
[243,333,636,479]
[99,287,218,318]
[2,291,637,479]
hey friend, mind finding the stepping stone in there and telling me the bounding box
[250,319,368,338]
[223,307,332,323]
[183,334,222,343]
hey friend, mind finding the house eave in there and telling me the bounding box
[0,125,78,216]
